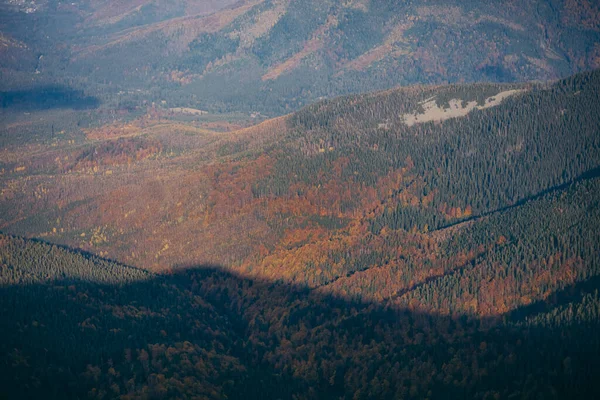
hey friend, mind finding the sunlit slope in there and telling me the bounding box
[0,71,598,291]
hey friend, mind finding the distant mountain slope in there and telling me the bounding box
[1,0,600,111]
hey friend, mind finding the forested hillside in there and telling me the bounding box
[3,70,598,277]
[1,60,600,397]
[2,0,600,398]
[1,0,600,113]
[1,169,600,399]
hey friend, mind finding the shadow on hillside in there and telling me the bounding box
[0,86,100,111]
[507,274,600,322]
[435,165,600,232]
[1,259,600,399]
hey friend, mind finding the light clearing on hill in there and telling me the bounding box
[403,89,525,126]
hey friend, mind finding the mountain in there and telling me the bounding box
[2,69,599,276]
[1,3,600,391]
[1,167,600,398]
[1,0,600,112]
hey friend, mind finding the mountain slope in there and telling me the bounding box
[1,70,599,298]
[1,0,600,112]
[1,168,600,398]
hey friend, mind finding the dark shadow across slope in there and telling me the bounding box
[1,236,599,399]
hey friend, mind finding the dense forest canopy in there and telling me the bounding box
[1,68,600,399]
[1,173,600,398]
